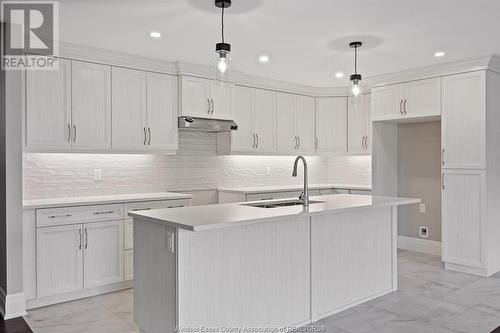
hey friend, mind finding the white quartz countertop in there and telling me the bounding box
[130,194,419,232]
[23,192,193,209]
[217,183,372,194]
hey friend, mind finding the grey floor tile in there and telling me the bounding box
[326,305,402,333]
[370,318,457,333]
[441,307,500,333]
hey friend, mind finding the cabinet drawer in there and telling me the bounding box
[124,199,191,215]
[124,249,134,280]
[246,192,286,201]
[124,218,134,250]
[37,204,124,227]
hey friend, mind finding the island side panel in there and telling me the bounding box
[177,216,311,330]
[134,219,177,333]
[311,206,394,321]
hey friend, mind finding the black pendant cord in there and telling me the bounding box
[221,6,225,44]
[354,45,358,75]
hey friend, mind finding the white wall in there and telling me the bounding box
[23,131,372,200]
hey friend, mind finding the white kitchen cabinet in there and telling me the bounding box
[146,73,178,151]
[84,220,124,288]
[180,76,233,120]
[112,67,147,151]
[315,97,347,153]
[442,170,486,268]
[71,61,112,150]
[372,78,440,121]
[442,71,486,169]
[253,89,276,153]
[26,58,72,150]
[231,86,255,152]
[37,224,84,297]
[348,94,371,153]
[277,93,315,154]
[124,250,134,280]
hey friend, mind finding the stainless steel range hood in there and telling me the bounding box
[178,116,238,132]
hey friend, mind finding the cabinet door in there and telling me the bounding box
[146,73,178,151]
[112,68,147,151]
[276,92,297,153]
[442,72,486,169]
[372,83,404,121]
[37,225,83,297]
[315,97,347,153]
[71,61,111,150]
[296,95,316,153]
[180,76,211,118]
[253,89,276,153]
[84,220,123,288]
[26,58,72,150]
[442,170,485,268]
[210,81,233,120]
[348,95,366,153]
[404,78,441,118]
[231,86,254,152]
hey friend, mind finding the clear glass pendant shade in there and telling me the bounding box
[215,49,232,82]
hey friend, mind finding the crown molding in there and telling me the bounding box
[365,55,500,87]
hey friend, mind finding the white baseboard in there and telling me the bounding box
[398,236,442,256]
[0,288,27,319]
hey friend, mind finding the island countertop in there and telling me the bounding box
[129,194,420,232]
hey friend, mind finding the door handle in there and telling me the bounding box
[252,133,256,148]
[143,127,147,145]
[442,173,445,190]
[148,127,152,145]
[362,136,365,149]
[72,124,77,143]
[298,136,301,149]
[79,229,82,250]
[93,210,115,215]
[84,228,88,249]
[207,98,211,114]
[399,100,403,115]
[210,98,215,115]
[403,99,407,114]
[365,136,368,149]
[441,148,445,166]
[256,134,259,149]
[67,124,71,143]
[294,136,298,149]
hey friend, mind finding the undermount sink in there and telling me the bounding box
[242,199,324,209]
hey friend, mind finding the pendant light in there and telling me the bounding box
[214,0,232,82]
[349,41,363,96]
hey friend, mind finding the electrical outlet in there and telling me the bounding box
[420,203,426,213]
[419,226,429,238]
[266,167,271,176]
[94,169,102,181]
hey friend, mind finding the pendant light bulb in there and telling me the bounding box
[349,41,363,97]
[351,82,361,96]
[217,56,228,73]
[214,0,232,82]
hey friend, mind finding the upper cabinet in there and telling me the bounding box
[112,68,178,153]
[222,86,276,154]
[26,58,72,150]
[372,78,441,121]
[442,71,486,169]
[315,97,348,153]
[180,76,233,120]
[348,94,371,154]
[276,93,315,154]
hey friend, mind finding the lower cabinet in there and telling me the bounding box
[37,220,123,297]
[124,249,134,281]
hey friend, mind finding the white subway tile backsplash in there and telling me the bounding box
[23,131,372,200]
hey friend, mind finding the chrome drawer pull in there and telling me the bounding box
[48,214,72,219]
[167,205,184,208]
[93,210,115,215]
[131,207,152,212]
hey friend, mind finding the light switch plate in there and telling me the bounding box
[94,169,102,181]
[420,203,426,213]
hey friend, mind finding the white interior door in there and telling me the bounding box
[442,71,486,169]
[111,67,147,151]
[348,95,366,153]
[37,224,83,297]
[146,73,178,151]
[253,89,277,153]
[296,95,316,153]
[210,81,233,120]
[315,97,347,153]
[71,61,111,151]
[180,76,211,118]
[404,78,441,118]
[371,83,404,121]
[276,92,297,153]
[84,220,124,288]
[442,170,485,268]
[26,57,72,150]
[231,86,254,152]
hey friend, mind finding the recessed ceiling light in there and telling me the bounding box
[434,51,445,58]
[335,72,344,79]
[259,55,270,63]
[149,31,161,39]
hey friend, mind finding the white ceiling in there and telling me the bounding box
[57,0,500,87]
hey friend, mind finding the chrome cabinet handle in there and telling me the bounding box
[294,136,298,149]
[252,133,256,148]
[143,127,147,145]
[67,124,71,142]
[131,207,151,212]
[73,124,77,143]
[298,136,301,149]
[48,214,72,219]
[207,98,211,114]
[362,136,365,149]
[79,229,82,250]
[442,173,445,190]
[210,99,215,115]
[399,100,403,115]
[403,99,407,114]
[256,133,259,149]
[84,228,88,249]
[167,205,184,208]
[148,127,152,145]
[93,210,115,215]
[442,148,445,166]
[365,136,369,149]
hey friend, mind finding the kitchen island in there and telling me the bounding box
[130,194,419,333]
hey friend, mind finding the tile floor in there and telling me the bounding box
[24,250,500,333]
